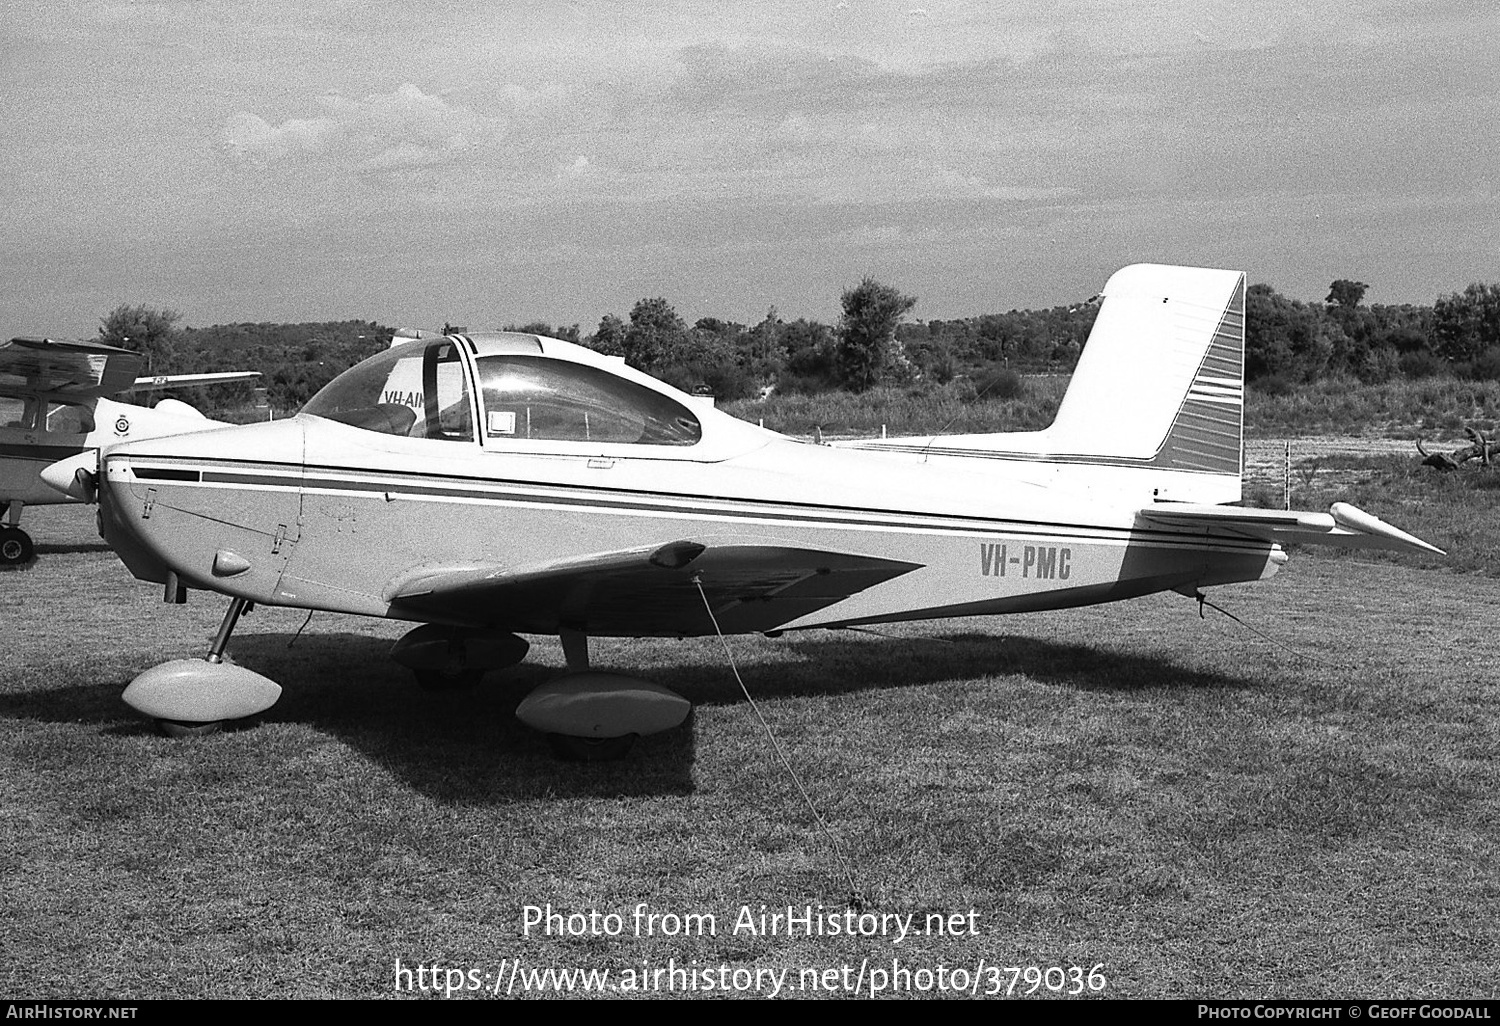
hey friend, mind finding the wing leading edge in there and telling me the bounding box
[128,371,262,392]
[1139,501,1443,555]
[385,540,925,637]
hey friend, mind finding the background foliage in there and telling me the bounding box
[98,272,1500,418]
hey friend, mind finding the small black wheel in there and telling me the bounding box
[0,526,34,567]
[414,667,485,692]
[546,733,639,762]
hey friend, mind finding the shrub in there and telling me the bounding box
[1399,351,1446,379]
[971,366,1026,401]
[1253,374,1294,397]
[1469,348,1500,381]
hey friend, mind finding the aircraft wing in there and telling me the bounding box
[384,540,924,636]
[1139,501,1444,555]
[1,337,142,397]
[128,371,261,392]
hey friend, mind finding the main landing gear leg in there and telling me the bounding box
[121,595,281,737]
[560,626,590,671]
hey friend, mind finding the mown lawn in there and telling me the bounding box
[2,505,1496,999]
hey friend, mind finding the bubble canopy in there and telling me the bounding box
[301,336,702,447]
[476,355,700,446]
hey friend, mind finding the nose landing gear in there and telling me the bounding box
[122,596,282,736]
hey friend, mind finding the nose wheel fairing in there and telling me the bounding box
[122,657,282,730]
[121,597,283,734]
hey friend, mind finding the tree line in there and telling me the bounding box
[1248,279,1500,387]
[96,274,1500,412]
[98,308,391,410]
[469,277,1095,404]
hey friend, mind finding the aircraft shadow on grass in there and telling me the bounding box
[0,539,118,570]
[34,540,114,556]
[2,627,1251,803]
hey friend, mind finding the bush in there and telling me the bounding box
[1399,351,1446,379]
[1252,373,1294,397]
[657,359,756,402]
[1469,348,1500,381]
[970,366,1026,401]
[1354,345,1401,384]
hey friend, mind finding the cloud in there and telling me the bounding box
[671,41,884,107]
[221,112,337,162]
[558,155,593,180]
[221,83,503,173]
[778,114,814,145]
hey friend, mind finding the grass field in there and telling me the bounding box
[2,502,1496,1000]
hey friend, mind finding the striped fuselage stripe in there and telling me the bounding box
[838,444,1185,465]
[0,443,89,461]
[111,454,1275,555]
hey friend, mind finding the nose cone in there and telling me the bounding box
[40,449,99,501]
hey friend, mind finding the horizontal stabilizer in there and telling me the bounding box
[390,328,447,348]
[1139,501,1444,555]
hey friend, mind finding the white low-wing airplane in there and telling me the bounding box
[44,265,1441,755]
[1,336,260,565]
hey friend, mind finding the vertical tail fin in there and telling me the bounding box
[1042,263,1245,476]
[844,264,1247,503]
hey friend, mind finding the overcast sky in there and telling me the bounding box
[3,1,1496,337]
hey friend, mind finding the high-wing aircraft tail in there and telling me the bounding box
[844,264,1247,504]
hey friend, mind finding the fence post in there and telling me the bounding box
[1283,440,1291,510]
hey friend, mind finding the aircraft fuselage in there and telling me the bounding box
[97,413,1281,635]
